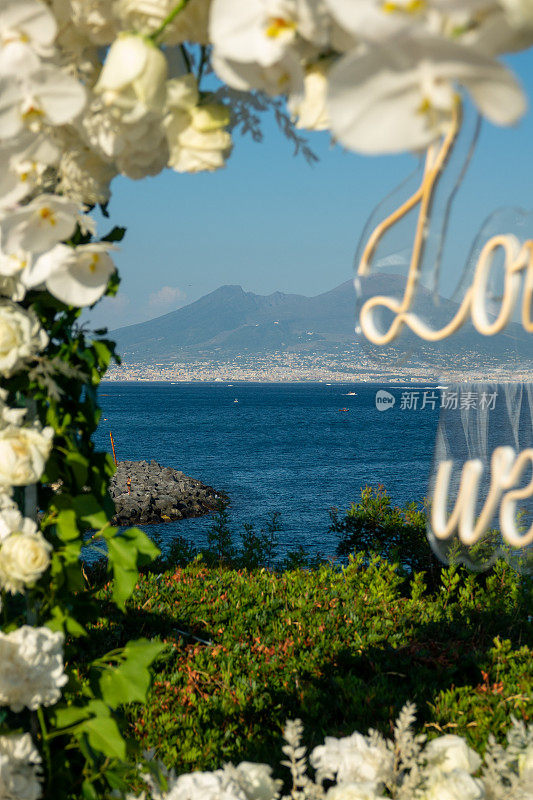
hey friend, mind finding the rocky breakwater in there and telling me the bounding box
[110,460,226,525]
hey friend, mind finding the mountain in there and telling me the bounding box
[109,279,532,364]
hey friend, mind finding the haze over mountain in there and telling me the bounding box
[109,278,532,364]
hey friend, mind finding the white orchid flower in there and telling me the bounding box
[324,0,495,42]
[210,0,329,67]
[0,133,60,210]
[0,194,80,254]
[212,50,304,95]
[0,66,86,139]
[0,0,57,58]
[327,34,526,154]
[28,242,116,307]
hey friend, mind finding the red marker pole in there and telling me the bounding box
[109,431,118,466]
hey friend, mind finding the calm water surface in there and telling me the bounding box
[94,382,441,560]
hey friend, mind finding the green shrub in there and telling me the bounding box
[81,551,532,776]
[329,485,442,586]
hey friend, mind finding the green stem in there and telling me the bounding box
[149,0,191,42]
[37,707,53,791]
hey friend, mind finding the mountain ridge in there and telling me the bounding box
[109,278,532,363]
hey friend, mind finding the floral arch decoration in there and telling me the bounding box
[0,0,532,797]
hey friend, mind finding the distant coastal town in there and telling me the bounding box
[105,348,533,383]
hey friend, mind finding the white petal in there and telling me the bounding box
[0,0,57,48]
[0,76,24,138]
[29,66,86,125]
[212,52,304,96]
[327,45,444,154]
[45,246,115,307]
[210,0,284,66]
[24,244,72,288]
[0,41,41,76]
[95,34,149,91]
[463,69,526,125]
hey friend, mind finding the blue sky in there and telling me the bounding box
[89,48,533,329]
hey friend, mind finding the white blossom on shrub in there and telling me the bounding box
[0,301,48,377]
[325,783,388,800]
[422,769,485,800]
[0,625,68,712]
[310,731,393,787]
[0,732,42,800]
[422,734,481,776]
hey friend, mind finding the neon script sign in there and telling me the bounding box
[357,107,533,345]
[431,446,533,550]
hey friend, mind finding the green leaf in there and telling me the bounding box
[53,705,91,730]
[72,495,109,530]
[82,780,99,800]
[99,638,165,709]
[101,226,126,243]
[82,701,126,761]
[92,340,112,372]
[65,450,89,487]
[55,509,80,543]
[104,528,160,610]
[47,605,87,638]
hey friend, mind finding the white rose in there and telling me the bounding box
[0,423,53,487]
[326,782,387,800]
[500,0,533,28]
[81,95,169,180]
[234,762,281,800]
[0,527,52,594]
[70,0,120,45]
[94,32,168,114]
[311,733,393,786]
[165,75,232,173]
[0,732,42,800]
[0,506,36,543]
[56,128,116,205]
[0,301,48,376]
[288,61,330,131]
[423,769,485,800]
[0,625,68,712]
[423,735,481,775]
[116,0,211,44]
[166,769,248,799]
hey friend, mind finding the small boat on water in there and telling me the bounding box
[234,399,239,403]
[338,408,349,412]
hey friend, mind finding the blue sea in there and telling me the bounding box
[94,382,442,561]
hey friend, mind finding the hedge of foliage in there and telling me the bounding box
[76,549,532,780]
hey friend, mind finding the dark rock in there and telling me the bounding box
[109,460,227,525]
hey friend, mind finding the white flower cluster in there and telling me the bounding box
[0,0,528,203]
[0,625,68,713]
[143,759,282,800]
[209,0,531,154]
[138,708,533,800]
[0,732,42,800]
